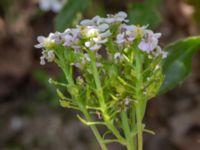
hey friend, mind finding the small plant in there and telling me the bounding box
[35,12,200,150]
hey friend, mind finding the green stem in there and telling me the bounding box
[80,106,108,150]
[136,108,143,150]
[121,111,135,150]
[57,57,108,150]
[130,107,136,150]
[135,49,144,150]
[90,52,126,145]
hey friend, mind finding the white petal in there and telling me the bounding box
[39,0,51,11]
[90,44,101,51]
[116,11,127,19]
[114,52,121,59]
[85,41,91,47]
[37,36,46,43]
[116,33,125,44]
[84,54,91,61]
[154,33,162,38]
[104,18,115,24]
[96,38,108,44]
[100,30,111,38]
[34,43,43,48]
[80,19,94,26]
[51,0,63,12]
[40,56,46,65]
[98,23,109,32]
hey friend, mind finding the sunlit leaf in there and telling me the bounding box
[159,36,200,94]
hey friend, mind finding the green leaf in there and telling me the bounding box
[59,100,71,107]
[128,1,162,28]
[55,0,91,32]
[56,89,66,99]
[159,36,200,94]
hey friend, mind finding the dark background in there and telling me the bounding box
[0,0,200,150]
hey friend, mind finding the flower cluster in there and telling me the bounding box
[35,11,167,65]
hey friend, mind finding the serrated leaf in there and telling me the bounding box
[159,36,200,94]
[55,0,91,31]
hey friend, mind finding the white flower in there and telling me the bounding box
[104,18,116,24]
[82,25,111,51]
[154,46,168,58]
[116,33,125,45]
[39,50,55,65]
[50,32,63,44]
[138,30,162,52]
[85,27,98,38]
[115,25,137,45]
[98,23,109,32]
[80,19,95,26]
[40,55,46,65]
[95,38,108,44]
[114,11,128,22]
[99,30,111,38]
[46,50,55,62]
[114,52,121,59]
[35,33,57,49]
[62,28,81,49]
[116,11,127,18]
[106,11,128,24]
[84,54,91,62]
[85,41,91,47]
[90,44,101,51]
[35,36,46,48]
[39,0,67,12]
[63,34,73,46]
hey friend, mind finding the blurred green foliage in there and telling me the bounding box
[55,0,91,32]
[0,0,12,15]
[159,36,200,94]
[33,69,63,107]
[128,0,162,28]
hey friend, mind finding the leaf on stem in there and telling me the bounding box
[159,36,200,94]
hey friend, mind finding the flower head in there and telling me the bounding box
[138,30,161,53]
[35,11,167,66]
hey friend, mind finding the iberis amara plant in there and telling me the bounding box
[35,11,200,150]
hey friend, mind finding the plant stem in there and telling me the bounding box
[81,107,108,150]
[135,49,144,150]
[121,111,135,150]
[58,58,108,150]
[90,52,126,145]
[136,107,143,150]
[130,107,136,150]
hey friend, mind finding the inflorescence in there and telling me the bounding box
[35,11,167,66]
